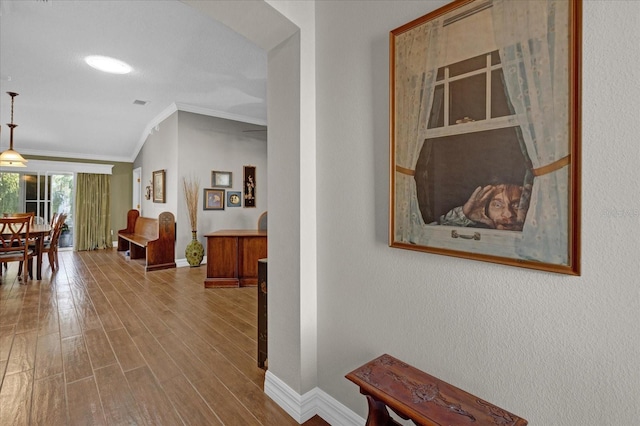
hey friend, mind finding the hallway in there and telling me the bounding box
[0,249,327,425]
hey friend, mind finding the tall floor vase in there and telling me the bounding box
[185,231,204,267]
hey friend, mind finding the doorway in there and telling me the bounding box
[133,167,142,211]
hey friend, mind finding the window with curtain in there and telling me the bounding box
[415,50,531,226]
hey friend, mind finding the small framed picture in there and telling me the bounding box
[203,188,225,210]
[211,171,232,188]
[243,165,256,208]
[152,169,165,203]
[227,191,242,207]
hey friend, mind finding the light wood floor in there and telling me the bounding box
[0,249,329,426]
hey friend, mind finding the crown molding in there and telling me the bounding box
[0,159,113,174]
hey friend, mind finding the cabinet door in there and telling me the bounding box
[238,237,267,279]
[208,236,238,278]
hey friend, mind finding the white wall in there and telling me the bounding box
[135,111,179,220]
[313,1,640,425]
[185,0,318,399]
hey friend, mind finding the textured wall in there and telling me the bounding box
[134,111,179,220]
[314,1,639,424]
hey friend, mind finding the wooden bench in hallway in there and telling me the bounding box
[117,209,176,271]
[346,354,528,426]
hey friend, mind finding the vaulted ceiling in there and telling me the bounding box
[0,0,267,163]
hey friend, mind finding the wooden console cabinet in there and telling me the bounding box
[204,229,267,288]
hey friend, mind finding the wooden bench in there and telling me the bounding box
[346,354,527,426]
[117,209,176,271]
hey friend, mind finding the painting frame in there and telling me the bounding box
[211,170,232,188]
[152,169,165,203]
[243,165,256,208]
[227,191,242,207]
[389,0,581,275]
[203,188,225,210]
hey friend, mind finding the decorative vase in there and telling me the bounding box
[185,231,204,267]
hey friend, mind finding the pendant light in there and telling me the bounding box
[0,92,28,167]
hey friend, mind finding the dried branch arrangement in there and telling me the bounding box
[182,176,200,231]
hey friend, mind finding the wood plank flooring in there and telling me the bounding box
[0,249,329,426]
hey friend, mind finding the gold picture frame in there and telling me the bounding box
[389,0,581,275]
[204,188,225,210]
[152,169,166,203]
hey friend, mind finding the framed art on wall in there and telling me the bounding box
[243,166,256,208]
[152,170,165,203]
[389,0,581,275]
[227,191,242,207]
[211,171,232,188]
[204,188,225,210]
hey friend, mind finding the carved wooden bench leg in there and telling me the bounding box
[365,395,401,426]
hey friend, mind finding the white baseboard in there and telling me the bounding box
[176,256,207,268]
[264,371,365,426]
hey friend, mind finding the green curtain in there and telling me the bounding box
[75,173,111,251]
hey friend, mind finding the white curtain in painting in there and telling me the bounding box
[492,0,571,264]
[394,18,444,244]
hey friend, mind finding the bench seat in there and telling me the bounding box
[117,210,176,271]
[346,354,528,426]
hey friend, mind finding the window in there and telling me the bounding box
[415,51,532,227]
[427,51,514,132]
[0,172,20,214]
[0,170,75,248]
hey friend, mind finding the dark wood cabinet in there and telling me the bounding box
[257,258,267,369]
[204,230,267,288]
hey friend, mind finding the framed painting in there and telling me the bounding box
[211,170,232,188]
[227,191,242,207]
[152,169,165,203]
[243,166,256,208]
[389,0,581,275]
[204,188,225,210]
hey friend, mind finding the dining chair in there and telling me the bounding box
[0,216,34,281]
[41,213,67,271]
[2,212,35,271]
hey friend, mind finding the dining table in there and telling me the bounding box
[1,223,51,280]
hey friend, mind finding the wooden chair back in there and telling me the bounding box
[3,212,35,225]
[0,216,34,280]
[47,214,64,243]
[42,214,68,272]
[50,212,59,227]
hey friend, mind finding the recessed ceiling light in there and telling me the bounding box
[85,55,132,74]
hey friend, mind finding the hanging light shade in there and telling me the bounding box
[0,92,28,167]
